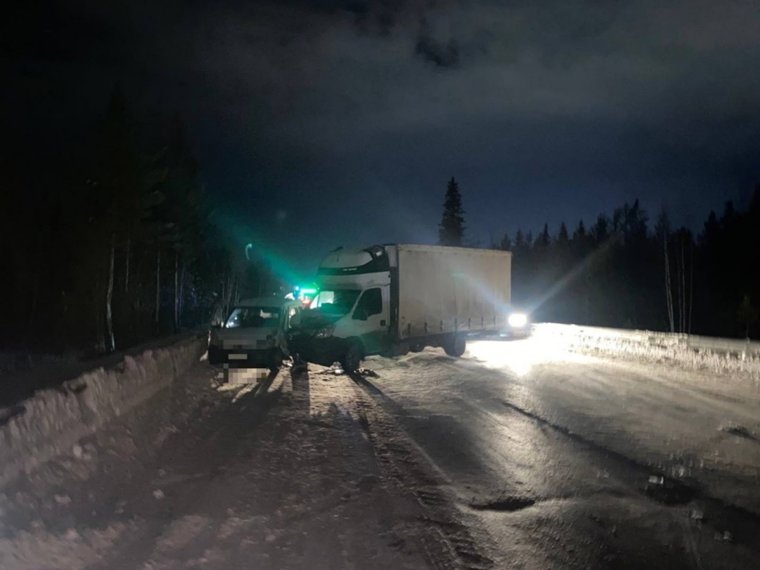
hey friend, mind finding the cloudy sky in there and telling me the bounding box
[4,0,760,273]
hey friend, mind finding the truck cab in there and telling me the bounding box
[290,246,392,371]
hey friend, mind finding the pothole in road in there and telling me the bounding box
[719,423,758,442]
[501,400,704,508]
[470,496,536,512]
[643,475,699,505]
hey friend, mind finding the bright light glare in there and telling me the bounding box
[468,337,588,378]
[508,312,528,328]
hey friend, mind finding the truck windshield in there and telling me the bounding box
[225,307,281,329]
[309,289,361,317]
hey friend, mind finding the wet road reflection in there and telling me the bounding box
[363,339,760,569]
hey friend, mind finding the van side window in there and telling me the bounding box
[353,288,382,319]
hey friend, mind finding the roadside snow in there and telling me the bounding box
[533,323,760,383]
[0,523,134,570]
[0,360,476,569]
[0,334,207,487]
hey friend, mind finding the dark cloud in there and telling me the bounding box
[4,0,760,271]
[415,29,459,67]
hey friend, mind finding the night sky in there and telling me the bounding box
[4,0,760,276]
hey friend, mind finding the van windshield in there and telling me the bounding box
[225,307,281,329]
[309,289,361,317]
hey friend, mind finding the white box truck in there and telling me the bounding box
[290,244,525,371]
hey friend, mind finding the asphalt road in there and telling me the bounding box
[360,338,760,569]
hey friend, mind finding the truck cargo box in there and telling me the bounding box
[394,244,511,338]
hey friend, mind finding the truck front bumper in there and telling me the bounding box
[288,335,347,367]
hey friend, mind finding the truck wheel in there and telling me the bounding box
[341,341,364,374]
[410,343,424,353]
[443,335,466,358]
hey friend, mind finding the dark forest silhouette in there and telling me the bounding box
[0,88,254,356]
[3,89,759,359]
[500,195,760,339]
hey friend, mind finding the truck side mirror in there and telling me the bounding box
[353,307,368,321]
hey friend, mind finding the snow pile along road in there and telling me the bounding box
[0,333,207,487]
[533,323,760,381]
[0,361,483,569]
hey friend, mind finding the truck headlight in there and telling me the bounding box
[508,312,528,328]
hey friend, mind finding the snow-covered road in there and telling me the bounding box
[362,338,760,569]
[2,336,759,569]
[0,359,483,569]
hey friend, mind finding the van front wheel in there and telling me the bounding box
[342,341,364,373]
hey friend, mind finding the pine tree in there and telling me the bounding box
[535,223,551,248]
[557,222,569,244]
[591,215,610,244]
[572,220,587,244]
[737,295,758,338]
[438,177,465,246]
[513,230,526,253]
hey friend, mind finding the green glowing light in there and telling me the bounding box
[212,210,306,287]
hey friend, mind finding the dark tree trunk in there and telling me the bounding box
[124,234,130,293]
[155,249,161,330]
[173,251,179,332]
[94,258,105,352]
[663,233,675,332]
[178,259,186,328]
[106,233,116,352]
[680,241,686,334]
[688,241,694,334]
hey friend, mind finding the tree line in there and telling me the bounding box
[0,88,247,355]
[439,178,760,338]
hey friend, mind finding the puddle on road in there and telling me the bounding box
[470,496,536,512]
[643,475,699,505]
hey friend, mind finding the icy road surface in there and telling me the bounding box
[2,337,760,569]
[362,338,760,569]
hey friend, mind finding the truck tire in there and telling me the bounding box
[410,343,424,353]
[341,341,364,374]
[443,335,466,358]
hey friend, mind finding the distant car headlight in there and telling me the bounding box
[508,312,528,328]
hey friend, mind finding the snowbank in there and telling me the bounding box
[0,333,207,487]
[532,323,760,380]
